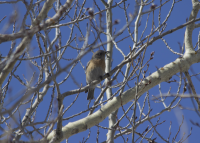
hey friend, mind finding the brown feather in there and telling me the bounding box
[86,59,105,73]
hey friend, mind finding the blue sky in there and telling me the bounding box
[0,0,200,142]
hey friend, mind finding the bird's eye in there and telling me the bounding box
[98,53,102,56]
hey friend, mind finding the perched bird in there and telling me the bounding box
[86,50,107,100]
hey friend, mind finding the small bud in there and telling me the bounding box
[113,19,120,25]
[81,14,85,18]
[144,126,149,132]
[151,51,155,56]
[88,8,94,17]
[150,3,157,10]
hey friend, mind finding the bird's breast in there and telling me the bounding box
[86,59,105,83]
[89,59,105,71]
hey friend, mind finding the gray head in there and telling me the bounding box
[92,50,107,60]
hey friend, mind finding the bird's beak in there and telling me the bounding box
[105,51,110,54]
[105,51,110,57]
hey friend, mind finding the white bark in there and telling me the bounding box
[46,51,200,141]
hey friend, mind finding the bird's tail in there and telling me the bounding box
[87,89,94,100]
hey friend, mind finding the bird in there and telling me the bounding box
[85,50,108,100]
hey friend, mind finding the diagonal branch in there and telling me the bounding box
[46,49,200,142]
